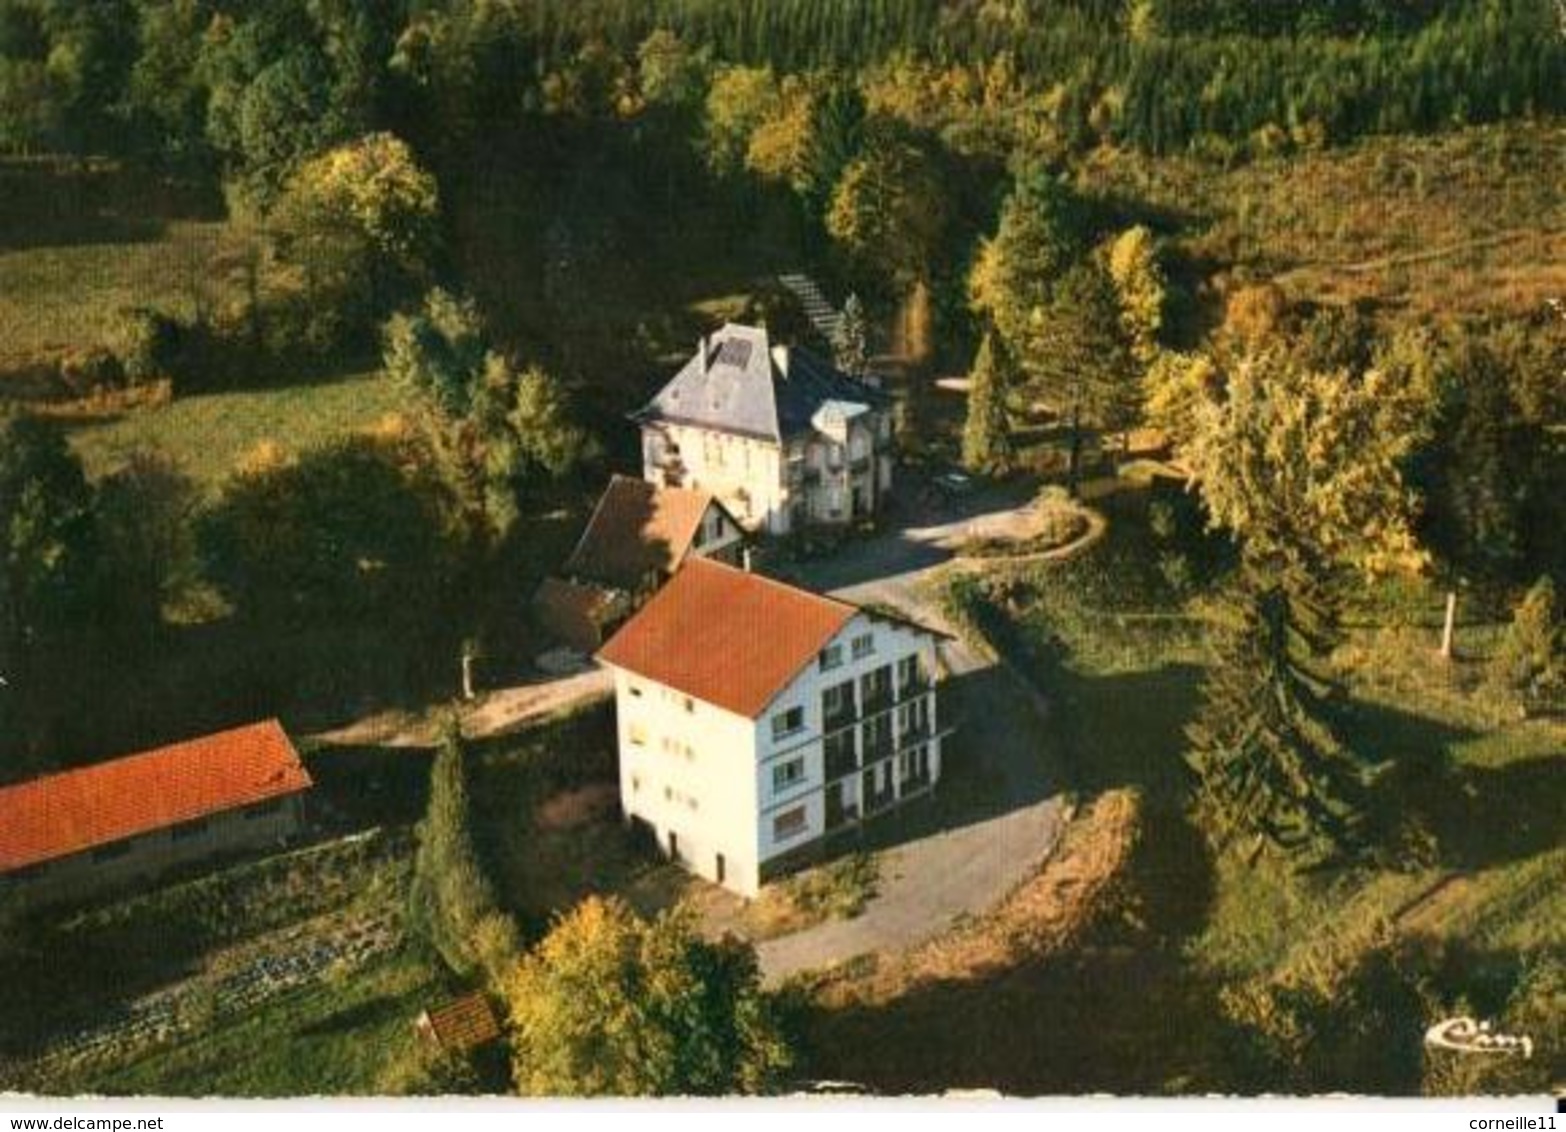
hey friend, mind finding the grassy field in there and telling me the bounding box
[1081,121,1566,322]
[0,221,254,369]
[68,368,401,490]
[80,949,445,1097]
[466,700,690,937]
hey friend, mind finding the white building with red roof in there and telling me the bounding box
[0,720,312,909]
[597,558,952,896]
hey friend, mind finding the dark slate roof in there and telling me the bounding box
[633,323,886,443]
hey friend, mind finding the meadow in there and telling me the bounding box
[68,368,401,491]
[1082,122,1566,322]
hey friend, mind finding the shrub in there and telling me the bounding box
[1219,919,1436,1093]
[109,307,184,385]
[1035,485,1088,547]
[1488,576,1563,714]
[56,347,125,396]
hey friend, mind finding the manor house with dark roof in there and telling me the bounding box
[633,324,893,536]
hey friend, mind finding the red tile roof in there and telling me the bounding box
[597,558,858,718]
[0,720,312,873]
[564,475,728,590]
[419,993,502,1052]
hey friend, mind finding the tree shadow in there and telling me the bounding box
[303,744,433,832]
[294,993,408,1039]
[800,797,1227,1095]
[1341,698,1558,870]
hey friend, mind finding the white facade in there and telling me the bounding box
[643,415,894,537]
[610,612,948,896]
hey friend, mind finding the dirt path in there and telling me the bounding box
[310,666,612,749]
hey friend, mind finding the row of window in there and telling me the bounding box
[771,661,932,746]
[628,684,696,713]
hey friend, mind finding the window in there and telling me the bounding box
[860,665,892,709]
[772,757,805,793]
[629,722,648,746]
[631,774,642,793]
[684,696,695,714]
[818,644,843,672]
[771,706,805,740]
[851,634,875,660]
[773,806,808,843]
[898,655,920,690]
[822,680,854,724]
[629,684,644,698]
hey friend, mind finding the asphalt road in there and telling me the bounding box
[753,492,1072,982]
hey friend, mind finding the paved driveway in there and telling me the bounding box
[753,491,1072,982]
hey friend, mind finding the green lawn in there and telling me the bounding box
[69,368,401,490]
[80,950,446,1097]
[0,220,255,370]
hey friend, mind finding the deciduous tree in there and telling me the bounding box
[1180,351,1432,865]
[825,128,945,290]
[507,896,793,1096]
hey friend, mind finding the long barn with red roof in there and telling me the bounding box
[0,720,313,908]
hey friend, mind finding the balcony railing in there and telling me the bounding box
[862,735,894,762]
[823,705,857,733]
[861,688,894,715]
[864,787,895,815]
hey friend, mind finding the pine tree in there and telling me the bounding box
[962,332,1016,475]
[1186,568,1374,868]
[1030,262,1139,484]
[1180,351,1432,866]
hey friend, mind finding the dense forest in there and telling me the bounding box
[1,0,1563,772]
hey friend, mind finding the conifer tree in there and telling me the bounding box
[1180,350,1431,866]
[1186,567,1373,866]
[962,332,1016,475]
